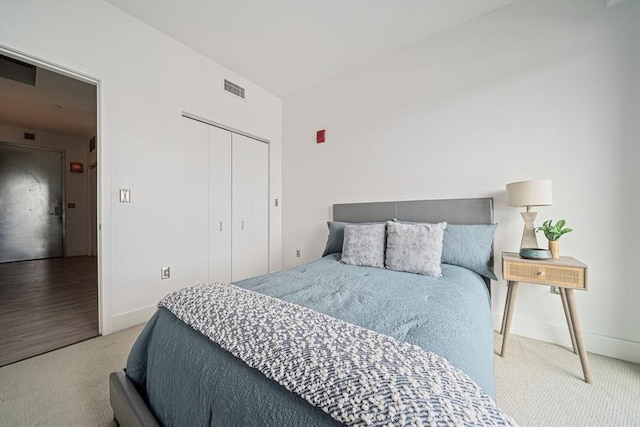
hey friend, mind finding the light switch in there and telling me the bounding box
[120,189,130,203]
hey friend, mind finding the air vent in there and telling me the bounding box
[0,54,36,86]
[224,79,245,99]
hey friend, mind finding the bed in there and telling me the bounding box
[110,198,508,426]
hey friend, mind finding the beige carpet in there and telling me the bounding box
[0,326,638,426]
[494,333,640,427]
[0,324,143,427]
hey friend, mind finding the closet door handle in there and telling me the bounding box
[219,221,223,231]
[241,220,245,230]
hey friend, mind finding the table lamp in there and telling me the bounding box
[506,179,552,249]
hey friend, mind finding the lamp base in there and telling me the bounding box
[520,211,539,249]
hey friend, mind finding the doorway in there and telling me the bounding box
[0,53,99,366]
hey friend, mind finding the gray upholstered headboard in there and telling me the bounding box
[333,198,493,225]
[332,198,494,290]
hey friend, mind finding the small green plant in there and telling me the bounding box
[536,219,573,241]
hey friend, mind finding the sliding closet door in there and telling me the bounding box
[208,126,232,283]
[182,115,268,283]
[248,139,269,277]
[231,134,268,281]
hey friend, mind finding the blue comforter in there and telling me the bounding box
[126,254,495,426]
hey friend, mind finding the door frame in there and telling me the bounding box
[0,45,107,335]
[89,162,98,258]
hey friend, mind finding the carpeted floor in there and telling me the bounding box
[0,324,143,427]
[493,333,640,426]
[0,326,638,426]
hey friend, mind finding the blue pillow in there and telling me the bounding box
[322,221,348,257]
[442,224,498,280]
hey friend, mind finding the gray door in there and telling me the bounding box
[0,143,64,263]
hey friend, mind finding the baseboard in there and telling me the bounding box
[111,305,157,333]
[493,312,640,364]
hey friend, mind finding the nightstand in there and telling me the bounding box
[500,251,592,383]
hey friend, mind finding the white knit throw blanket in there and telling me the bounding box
[159,283,516,427]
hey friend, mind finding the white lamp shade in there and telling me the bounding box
[506,180,553,207]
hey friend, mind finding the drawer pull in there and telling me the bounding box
[538,271,546,276]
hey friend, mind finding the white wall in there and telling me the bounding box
[0,0,282,334]
[282,0,639,362]
[0,123,90,257]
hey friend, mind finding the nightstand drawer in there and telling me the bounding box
[504,261,586,289]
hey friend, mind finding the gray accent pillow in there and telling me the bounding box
[340,223,386,268]
[385,221,447,276]
[442,224,498,280]
[322,221,385,256]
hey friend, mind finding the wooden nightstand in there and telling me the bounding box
[500,251,592,383]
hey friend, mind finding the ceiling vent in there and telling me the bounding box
[0,54,36,86]
[224,79,245,99]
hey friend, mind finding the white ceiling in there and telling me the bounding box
[0,0,514,140]
[108,0,514,98]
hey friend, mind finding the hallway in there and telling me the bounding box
[0,256,98,366]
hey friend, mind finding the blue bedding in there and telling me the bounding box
[126,254,495,426]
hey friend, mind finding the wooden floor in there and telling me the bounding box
[0,256,98,366]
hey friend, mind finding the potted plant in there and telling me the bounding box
[536,219,573,260]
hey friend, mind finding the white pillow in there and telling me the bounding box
[385,221,447,276]
[340,223,386,268]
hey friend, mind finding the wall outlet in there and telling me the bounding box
[296,249,301,258]
[161,266,170,279]
[550,286,560,295]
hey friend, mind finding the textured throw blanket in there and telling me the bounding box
[159,283,516,426]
